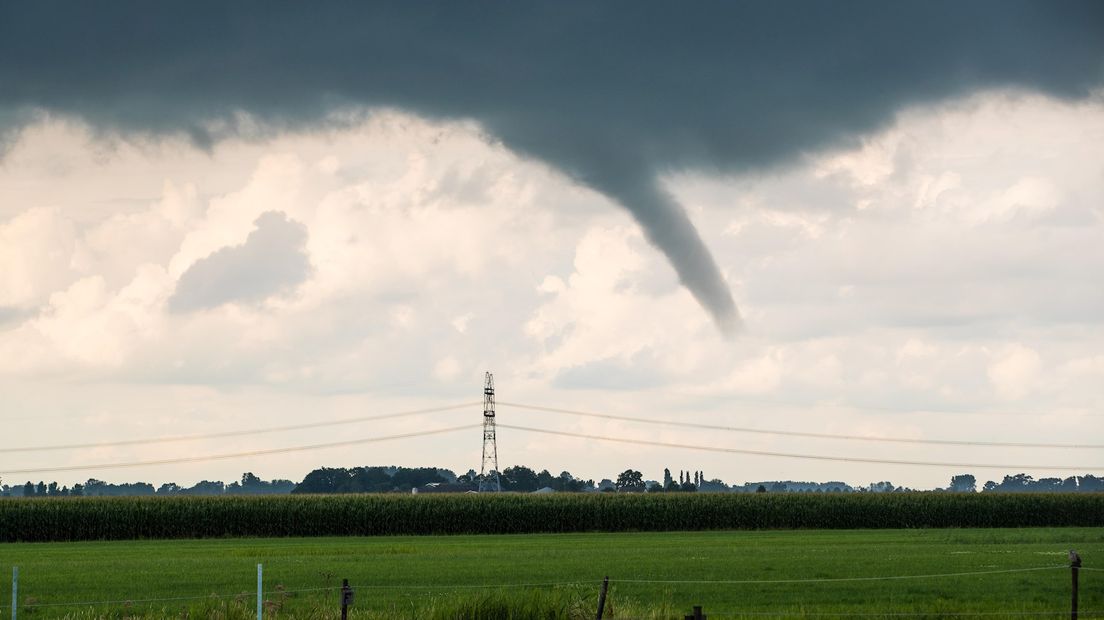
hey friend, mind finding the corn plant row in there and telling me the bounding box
[0,492,1101,542]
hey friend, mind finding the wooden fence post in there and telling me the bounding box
[684,604,705,620]
[340,578,353,620]
[1071,550,1081,620]
[596,576,609,619]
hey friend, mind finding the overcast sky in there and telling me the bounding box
[1,3,1102,489]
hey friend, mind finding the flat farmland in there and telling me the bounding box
[1,528,1100,619]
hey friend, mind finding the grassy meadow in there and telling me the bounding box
[1,528,1100,619]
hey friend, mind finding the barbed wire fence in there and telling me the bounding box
[3,558,1095,619]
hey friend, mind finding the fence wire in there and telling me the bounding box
[611,565,1066,585]
[0,563,1089,613]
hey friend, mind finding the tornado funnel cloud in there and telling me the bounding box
[601,178,741,337]
[2,2,1101,336]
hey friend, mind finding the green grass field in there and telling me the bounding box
[1,528,1100,619]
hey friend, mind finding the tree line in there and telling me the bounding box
[2,473,294,497]
[2,469,1101,498]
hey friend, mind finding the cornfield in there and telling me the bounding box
[0,493,1100,542]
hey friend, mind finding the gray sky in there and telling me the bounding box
[0,3,1102,489]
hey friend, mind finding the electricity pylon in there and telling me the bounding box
[478,371,501,492]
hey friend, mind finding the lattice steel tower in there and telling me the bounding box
[477,371,501,492]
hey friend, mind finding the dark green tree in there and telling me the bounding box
[949,474,976,493]
[615,469,644,493]
[536,469,555,489]
[293,467,352,494]
[502,466,539,492]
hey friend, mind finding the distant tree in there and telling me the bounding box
[269,479,296,494]
[1035,477,1063,492]
[156,483,182,496]
[982,480,998,492]
[699,478,728,492]
[502,466,539,492]
[23,481,34,497]
[183,480,226,495]
[756,484,767,493]
[615,470,644,493]
[35,481,46,496]
[536,469,556,490]
[391,467,447,491]
[241,472,263,489]
[646,481,663,493]
[553,471,589,492]
[293,468,351,494]
[350,467,394,492]
[991,473,1034,493]
[70,483,83,497]
[1081,475,1104,492]
[663,468,674,491]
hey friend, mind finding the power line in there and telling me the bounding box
[501,402,1100,449]
[0,424,479,475]
[5,399,1093,456]
[0,402,478,454]
[653,393,1104,419]
[497,424,1103,471]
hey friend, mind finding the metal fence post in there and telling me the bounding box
[257,563,263,620]
[11,567,17,620]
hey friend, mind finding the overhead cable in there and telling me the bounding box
[497,423,1102,471]
[0,402,477,454]
[0,424,479,475]
[501,402,1100,449]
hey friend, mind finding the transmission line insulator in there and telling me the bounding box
[477,372,501,492]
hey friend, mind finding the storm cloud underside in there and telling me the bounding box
[1,2,1102,333]
[170,211,310,313]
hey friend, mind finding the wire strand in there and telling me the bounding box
[0,424,479,475]
[0,402,477,454]
[501,402,1102,449]
[497,424,1103,471]
[349,581,589,589]
[707,611,1102,618]
[609,565,1064,585]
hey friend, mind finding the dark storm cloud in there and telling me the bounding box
[169,211,310,313]
[2,2,1102,333]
